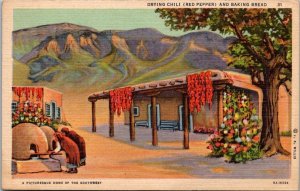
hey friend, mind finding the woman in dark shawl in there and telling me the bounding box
[54,132,80,173]
[61,128,86,166]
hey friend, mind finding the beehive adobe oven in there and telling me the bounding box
[12,123,48,160]
[40,126,56,151]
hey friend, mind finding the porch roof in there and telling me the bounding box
[88,69,253,101]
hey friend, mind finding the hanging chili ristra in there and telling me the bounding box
[187,71,214,113]
[205,71,213,109]
[109,87,133,116]
[35,88,43,100]
[13,87,22,98]
[13,87,44,101]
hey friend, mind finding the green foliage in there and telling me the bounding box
[155,8,292,90]
[207,86,263,163]
[280,130,291,137]
[51,120,72,131]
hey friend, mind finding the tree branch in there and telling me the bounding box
[229,23,268,67]
[270,47,289,71]
[271,9,290,37]
[278,78,292,95]
[263,33,276,59]
[249,66,264,87]
[283,82,292,95]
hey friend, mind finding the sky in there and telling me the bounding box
[14,9,192,36]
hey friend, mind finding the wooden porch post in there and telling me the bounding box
[129,101,135,141]
[91,100,96,132]
[183,94,190,149]
[151,96,158,146]
[109,97,114,137]
[217,90,224,128]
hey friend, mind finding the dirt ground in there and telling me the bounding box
[13,125,291,179]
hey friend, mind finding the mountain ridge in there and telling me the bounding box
[13,23,238,91]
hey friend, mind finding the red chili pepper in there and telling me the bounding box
[109,87,133,115]
[187,71,214,113]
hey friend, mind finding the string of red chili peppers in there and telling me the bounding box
[13,87,43,100]
[187,71,213,113]
[109,87,133,115]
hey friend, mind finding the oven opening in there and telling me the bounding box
[30,144,38,153]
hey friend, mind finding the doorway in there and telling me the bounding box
[179,105,193,131]
[147,104,160,129]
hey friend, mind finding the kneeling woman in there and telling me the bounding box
[54,132,80,173]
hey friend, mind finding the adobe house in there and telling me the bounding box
[88,70,263,149]
[12,86,63,121]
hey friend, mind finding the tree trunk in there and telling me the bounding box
[259,69,290,156]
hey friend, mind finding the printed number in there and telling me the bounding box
[278,3,282,6]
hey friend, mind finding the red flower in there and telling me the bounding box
[214,131,219,136]
[253,135,260,143]
[235,147,242,153]
[222,148,228,153]
[207,145,213,150]
[243,146,248,152]
[227,119,233,126]
[215,142,221,147]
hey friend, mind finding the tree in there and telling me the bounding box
[155,8,291,156]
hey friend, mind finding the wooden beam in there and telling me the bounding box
[109,97,114,137]
[143,91,161,97]
[151,96,158,146]
[217,90,224,128]
[129,101,135,141]
[91,101,96,132]
[176,89,187,94]
[136,84,186,96]
[183,94,190,149]
[88,78,233,100]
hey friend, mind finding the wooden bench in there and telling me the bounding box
[135,120,149,128]
[158,120,179,131]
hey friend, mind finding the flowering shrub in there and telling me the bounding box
[12,101,54,129]
[207,86,262,163]
[194,127,215,134]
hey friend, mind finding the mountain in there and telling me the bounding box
[13,23,238,91]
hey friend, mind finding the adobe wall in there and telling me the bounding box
[278,85,291,133]
[43,88,63,108]
[125,91,183,123]
[192,93,218,130]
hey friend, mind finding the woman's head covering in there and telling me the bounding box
[61,127,69,134]
[54,132,63,141]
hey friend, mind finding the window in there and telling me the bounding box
[45,103,51,117]
[133,107,139,117]
[57,107,61,119]
[12,101,18,112]
[51,102,56,119]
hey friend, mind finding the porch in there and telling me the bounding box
[83,123,209,150]
[88,70,262,149]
